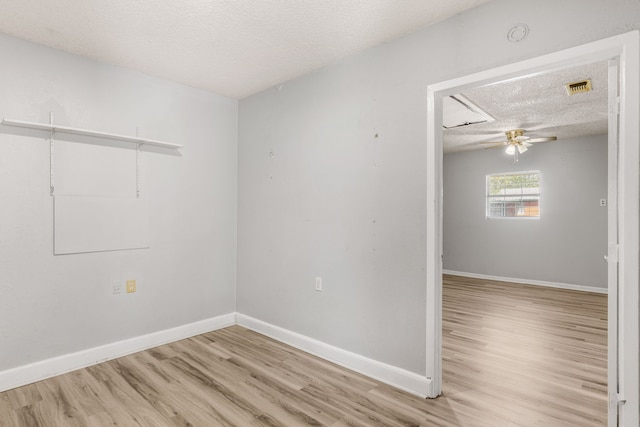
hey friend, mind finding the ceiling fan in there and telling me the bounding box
[481,129,557,161]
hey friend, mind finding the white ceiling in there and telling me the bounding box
[444,61,609,153]
[0,0,492,99]
[0,1,608,147]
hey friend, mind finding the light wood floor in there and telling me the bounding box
[441,275,607,426]
[0,275,607,426]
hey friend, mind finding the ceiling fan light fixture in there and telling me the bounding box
[478,129,556,160]
[505,129,525,141]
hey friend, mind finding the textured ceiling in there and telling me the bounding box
[444,61,609,153]
[0,0,492,99]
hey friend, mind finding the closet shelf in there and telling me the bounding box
[2,118,182,149]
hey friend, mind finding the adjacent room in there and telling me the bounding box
[0,1,638,426]
[441,62,609,425]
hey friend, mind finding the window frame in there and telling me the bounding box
[485,170,541,219]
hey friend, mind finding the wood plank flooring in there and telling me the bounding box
[0,275,607,426]
[441,275,607,426]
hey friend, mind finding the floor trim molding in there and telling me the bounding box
[236,313,432,398]
[443,270,608,294]
[0,312,237,393]
[1,312,432,398]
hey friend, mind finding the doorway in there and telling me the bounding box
[425,31,639,426]
[440,60,610,425]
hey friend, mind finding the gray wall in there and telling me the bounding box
[0,35,238,372]
[443,135,608,288]
[238,0,639,375]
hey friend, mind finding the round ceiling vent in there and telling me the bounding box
[507,24,529,43]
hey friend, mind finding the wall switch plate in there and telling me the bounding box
[600,199,607,207]
[112,280,121,294]
[315,277,322,291]
[126,279,137,293]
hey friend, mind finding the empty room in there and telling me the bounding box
[0,1,639,426]
[441,61,609,425]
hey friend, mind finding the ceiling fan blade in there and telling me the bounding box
[515,135,530,142]
[479,141,507,144]
[527,136,557,143]
[481,143,505,149]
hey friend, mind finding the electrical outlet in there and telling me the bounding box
[600,199,607,207]
[315,277,322,292]
[112,280,121,295]
[126,279,137,293]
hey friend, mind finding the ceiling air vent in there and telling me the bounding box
[565,79,592,95]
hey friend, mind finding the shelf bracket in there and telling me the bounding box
[49,112,55,196]
[136,127,141,199]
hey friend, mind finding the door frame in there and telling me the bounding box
[425,31,639,426]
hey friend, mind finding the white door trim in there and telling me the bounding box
[607,57,620,427]
[425,31,639,426]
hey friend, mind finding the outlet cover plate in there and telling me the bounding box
[112,280,121,294]
[126,279,137,293]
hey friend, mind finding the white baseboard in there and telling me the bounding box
[443,270,608,294]
[1,311,432,399]
[0,312,236,393]
[236,313,432,398]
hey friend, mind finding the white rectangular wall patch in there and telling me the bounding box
[54,196,150,255]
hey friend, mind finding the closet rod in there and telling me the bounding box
[2,118,182,149]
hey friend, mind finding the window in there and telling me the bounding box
[486,171,540,218]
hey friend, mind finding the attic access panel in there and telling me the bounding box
[442,95,494,129]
